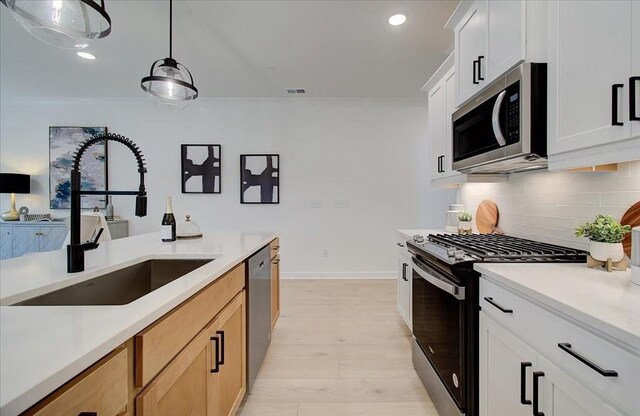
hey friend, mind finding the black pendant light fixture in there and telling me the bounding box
[1,0,111,50]
[140,0,198,107]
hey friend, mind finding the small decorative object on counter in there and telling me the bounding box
[576,214,631,272]
[161,196,176,242]
[177,215,203,239]
[105,196,114,220]
[458,210,473,235]
[18,206,29,221]
[632,227,639,285]
[446,204,464,232]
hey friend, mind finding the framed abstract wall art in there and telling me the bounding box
[240,154,279,204]
[49,126,108,209]
[181,144,222,193]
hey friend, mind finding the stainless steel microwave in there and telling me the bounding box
[452,63,547,174]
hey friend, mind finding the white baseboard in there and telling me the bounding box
[280,272,395,279]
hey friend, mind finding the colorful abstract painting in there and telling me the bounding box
[49,126,108,209]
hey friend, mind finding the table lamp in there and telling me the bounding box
[0,173,31,221]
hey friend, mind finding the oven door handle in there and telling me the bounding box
[410,257,465,300]
[491,90,507,146]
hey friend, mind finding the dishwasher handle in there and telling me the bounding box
[411,257,465,300]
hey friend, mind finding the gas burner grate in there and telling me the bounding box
[427,234,587,262]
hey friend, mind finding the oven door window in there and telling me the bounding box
[412,261,466,409]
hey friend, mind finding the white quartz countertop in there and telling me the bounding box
[0,230,277,415]
[475,263,640,351]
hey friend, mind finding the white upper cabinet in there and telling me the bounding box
[547,1,633,157]
[632,1,640,138]
[487,0,525,81]
[455,0,488,104]
[452,0,525,106]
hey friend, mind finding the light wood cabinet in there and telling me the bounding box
[270,238,280,329]
[208,292,246,416]
[24,347,128,416]
[136,292,246,416]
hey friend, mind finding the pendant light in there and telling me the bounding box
[140,0,198,107]
[1,0,111,50]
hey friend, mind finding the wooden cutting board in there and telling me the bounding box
[621,201,640,257]
[476,199,499,234]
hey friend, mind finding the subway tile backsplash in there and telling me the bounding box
[458,161,640,250]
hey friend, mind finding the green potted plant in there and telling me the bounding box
[458,210,472,235]
[575,214,631,262]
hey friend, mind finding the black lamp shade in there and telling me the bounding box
[0,173,31,194]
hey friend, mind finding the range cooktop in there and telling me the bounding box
[410,233,587,264]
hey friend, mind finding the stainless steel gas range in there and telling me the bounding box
[407,234,586,416]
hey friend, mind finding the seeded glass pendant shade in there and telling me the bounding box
[1,0,111,50]
[140,0,198,107]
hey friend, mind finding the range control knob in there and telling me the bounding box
[454,250,466,260]
[446,248,456,257]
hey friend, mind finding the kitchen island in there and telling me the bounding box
[0,230,278,415]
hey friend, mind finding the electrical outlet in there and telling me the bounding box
[310,199,323,208]
[335,199,349,208]
[323,249,329,258]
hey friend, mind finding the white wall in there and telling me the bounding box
[0,97,455,277]
[459,161,640,250]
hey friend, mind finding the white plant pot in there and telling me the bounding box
[458,220,472,235]
[589,241,624,262]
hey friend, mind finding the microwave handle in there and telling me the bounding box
[410,256,465,300]
[492,90,507,146]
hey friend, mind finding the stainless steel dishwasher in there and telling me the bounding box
[247,245,272,391]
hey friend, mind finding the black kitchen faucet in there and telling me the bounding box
[67,133,147,273]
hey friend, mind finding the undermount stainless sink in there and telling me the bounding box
[13,259,214,306]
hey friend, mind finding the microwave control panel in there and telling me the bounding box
[505,81,520,144]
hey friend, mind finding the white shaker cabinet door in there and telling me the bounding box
[39,225,68,252]
[632,1,640,138]
[455,0,487,105]
[487,0,525,82]
[538,356,624,416]
[548,0,632,155]
[429,80,447,180]
[479,312,537,416]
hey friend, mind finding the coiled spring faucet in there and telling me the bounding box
[67,133,147,273]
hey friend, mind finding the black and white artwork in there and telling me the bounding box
[181,144,221,194]
[240,154,279,204]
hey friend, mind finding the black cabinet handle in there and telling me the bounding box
[533,371,545,416]
[210,336,220,373]
[402,263,408,281]
[520,362,532,405]
[273,259,280,264]
[557,343,618,377]
[477,56,485,81]
[483,297,514,314]
[630,76,639,121]
[440,155,445,172]
[217,330,225,365]
[473,59,479,84]
[612,83,624,126]
[397,242,405,247]
[78,413,97,416]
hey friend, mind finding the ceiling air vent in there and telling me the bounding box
[286,88,306,94]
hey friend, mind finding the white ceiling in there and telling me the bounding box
[0,0,457,99]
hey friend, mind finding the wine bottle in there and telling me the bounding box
[161,196,176,242]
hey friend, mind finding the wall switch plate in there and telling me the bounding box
[335,199,349,208]
[323,249,329,258]
[310,199,323,208]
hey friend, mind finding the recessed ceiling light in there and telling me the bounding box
[77,51,96,60]
[388,14,407,26]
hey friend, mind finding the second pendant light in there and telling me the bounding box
[141,0,198,107]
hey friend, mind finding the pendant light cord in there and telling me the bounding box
[169,0,173,59]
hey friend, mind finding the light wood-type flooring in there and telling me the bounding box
[238,279,439,416]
